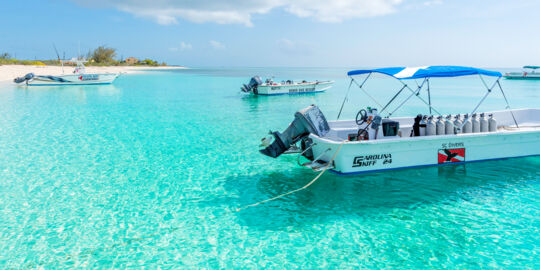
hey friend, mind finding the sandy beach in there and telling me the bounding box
[0,65,186,82]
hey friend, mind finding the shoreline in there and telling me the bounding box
[0,65,186,82]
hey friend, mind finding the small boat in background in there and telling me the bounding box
[14,59,119,86]
[504,66,540,80]
[241,76,333,95]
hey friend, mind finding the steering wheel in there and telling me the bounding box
[355,109,368,125]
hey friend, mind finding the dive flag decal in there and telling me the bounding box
[438,148,465,164]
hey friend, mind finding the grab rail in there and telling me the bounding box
[297,143,317,166]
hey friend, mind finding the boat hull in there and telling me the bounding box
[309,129,540,175]
[26,73,119,85]
[254,81,333,95]
[504,72,540,80]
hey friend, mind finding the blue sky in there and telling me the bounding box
[1,0,539,67]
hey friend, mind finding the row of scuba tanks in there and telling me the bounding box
[413,113,497,136]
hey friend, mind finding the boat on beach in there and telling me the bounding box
[241,76,333,95]
[504,66,540,80]
[258,66,540,175]
[13,60,119,86]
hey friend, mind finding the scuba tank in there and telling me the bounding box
[426,116,436,136]
[453,114,463,134]
[419,115,427,136]
[471,113,480,133]
[436,116,445,135]
[480,113,489,132]
[488,114,497,132]
[445,115,454,135]
[462,113,472,134]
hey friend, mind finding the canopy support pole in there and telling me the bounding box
[387,78,442,117]
[497,80,519,128]
[351,75,384,109]
[457,76,500,131]
[337,79,354,120]
[427,78,432,114]
[338,73,371,120]
[380,84,407,114]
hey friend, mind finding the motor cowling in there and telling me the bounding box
[14,73,35,84]
[241,76,263,93]
[260,105,330,158]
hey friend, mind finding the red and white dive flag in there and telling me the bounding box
[438,148,465,164]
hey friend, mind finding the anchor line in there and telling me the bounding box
[235,140,347,212]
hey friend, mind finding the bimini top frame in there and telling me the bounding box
[337,65,518,129]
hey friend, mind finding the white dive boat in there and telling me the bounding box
[14,60,119,86]
[504,66,540,80]
[241,76,333,95]
[258,66,540,175]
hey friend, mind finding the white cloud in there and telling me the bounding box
[423,0,442,6]
[285,0,403,23]
[277,38,312,55]
[209,40,225,50]
[72,0,404,26]
[169,41,193,52]
[180,42,192,50]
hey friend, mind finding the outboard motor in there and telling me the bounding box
[14,73,35,84]
[241,76,263,94]
[260,105,330,158]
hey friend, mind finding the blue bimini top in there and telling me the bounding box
[347,66,502,79]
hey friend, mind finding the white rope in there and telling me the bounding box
[236,140,347,211]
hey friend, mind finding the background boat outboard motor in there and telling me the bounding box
[260,105,330,158]
[13,73,35,84]
[241,76,263,93]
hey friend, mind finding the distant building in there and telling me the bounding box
[125,57,139,65]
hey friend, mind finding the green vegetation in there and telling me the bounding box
[88,46,117,65]
[137,59,167,66]
[0,53,46,65]
[1,46,167,67]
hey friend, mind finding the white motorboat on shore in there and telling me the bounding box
[258,66,540,175]
[504,66,540,80]
[241,76,333,95]
[14,60,119,86]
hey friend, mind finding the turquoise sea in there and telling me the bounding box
[1,68,539,268]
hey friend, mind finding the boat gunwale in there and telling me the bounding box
[309,126,540,146]
[259,80,334,87]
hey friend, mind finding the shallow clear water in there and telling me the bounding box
[1,68,539,268]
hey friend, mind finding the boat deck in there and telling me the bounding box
[320,109,540,143]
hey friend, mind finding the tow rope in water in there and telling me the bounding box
[236,140,346,212]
